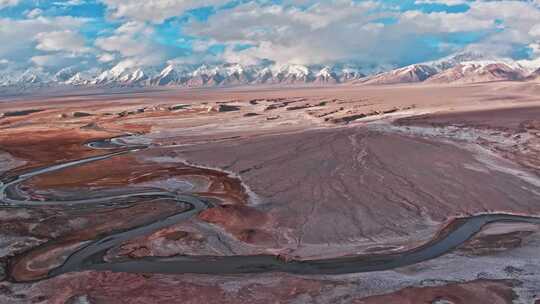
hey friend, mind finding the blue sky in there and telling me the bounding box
[0,0,539,73]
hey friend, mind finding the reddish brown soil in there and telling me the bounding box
[8,271,328,304]
[24,152,247,206]
[395,106,540,133]
[0,128,118,171]
[353,280,516,304]
[456,222,540,256]
[8,199,186,282]
[0,271,516,304]
[458,231,534,256]
[198,205,274,245]
[114,227,209,259]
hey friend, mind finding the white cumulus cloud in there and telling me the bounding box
[35,30,91,54]
[185,0,540,66]
[94,21,166,67]
[0,16,88,68]
[100,0,227,23]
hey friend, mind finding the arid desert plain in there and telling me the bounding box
[0,81,540,303]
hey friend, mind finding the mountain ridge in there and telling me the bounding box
[2,52,539,88]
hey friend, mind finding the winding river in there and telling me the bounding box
[1,136,540,281]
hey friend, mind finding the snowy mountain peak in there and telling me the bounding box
[192,65,217,76]
[277,64,310,77]
[359,64,438,85]
[66,73,87,85]
[160,64,176,77]
[316,67,333,77]
[2,53,540,89]
[426,61,529,84]
[223,63,246,76]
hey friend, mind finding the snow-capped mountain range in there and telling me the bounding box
[1,52,539,88]
[353,52,540,85]
[0,62,366,88]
